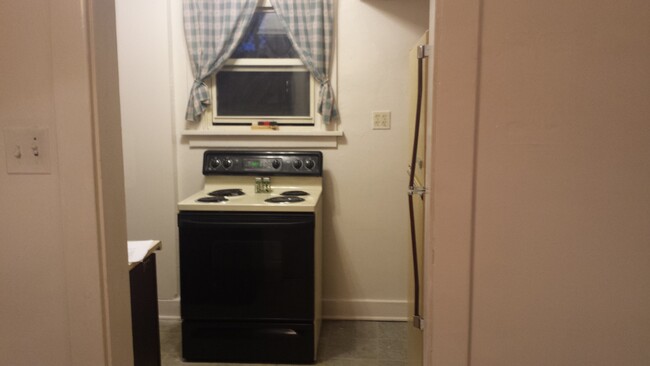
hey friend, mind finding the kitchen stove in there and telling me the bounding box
[177,150,323,364]
[177,151,322,213]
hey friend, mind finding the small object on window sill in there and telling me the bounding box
[257,120,278,126]
[251,124,279,130]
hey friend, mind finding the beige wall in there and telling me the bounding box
[0,3,71,363]
[430,0,650,364]
[118,0,429,319]
[116,0,179,301]
[320,0,429,319]
[0,0,132,365]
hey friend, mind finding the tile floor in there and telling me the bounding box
[160,320,408,366]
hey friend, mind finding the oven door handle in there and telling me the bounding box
[179,219,313,228]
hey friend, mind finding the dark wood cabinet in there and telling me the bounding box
[129,254,161,366]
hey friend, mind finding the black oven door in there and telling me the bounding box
[178,211,315,322]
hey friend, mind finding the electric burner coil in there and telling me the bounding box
[265,196,306,203]
[208,188,245,197]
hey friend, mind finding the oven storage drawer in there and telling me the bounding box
[181,320,315,363]
[178,211,315,321]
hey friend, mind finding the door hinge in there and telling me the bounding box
[417,45,432,59]
[413,315,425,330]
[408,186,428,198]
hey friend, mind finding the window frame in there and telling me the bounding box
[183,0,342,147]
[208,3,323,129]
[211,58,319,127]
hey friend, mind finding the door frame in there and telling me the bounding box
[424,0,481,364]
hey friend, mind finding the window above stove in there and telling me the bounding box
[182,1,342,148]
[212,8,315,127]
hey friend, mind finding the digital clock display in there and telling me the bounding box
[244,159,263,169]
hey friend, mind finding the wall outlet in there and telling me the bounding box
[372,111,391,130]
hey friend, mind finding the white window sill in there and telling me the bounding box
[181,129,343,148]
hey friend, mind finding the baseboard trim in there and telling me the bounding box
[322,299,408,321]
[157,297,408,321]
[158,297,180,320]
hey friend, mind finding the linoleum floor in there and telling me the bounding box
[160,319,408,366]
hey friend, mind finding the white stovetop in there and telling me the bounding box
[177,176,322,213]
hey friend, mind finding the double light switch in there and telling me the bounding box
[3,127,51,174]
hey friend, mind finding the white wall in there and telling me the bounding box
[321,0,429,318]
[0,3,71,363]
[1,0,133,365]
[471,1,650,363]
[430,0,650,364]
[116,0,179,300]
[117,0,429,319]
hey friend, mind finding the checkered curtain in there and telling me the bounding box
[183,0,258,122]
[269,0,338,124]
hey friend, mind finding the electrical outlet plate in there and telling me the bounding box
[3,127,51,174]
[372,111,391,130]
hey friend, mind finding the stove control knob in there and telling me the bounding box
[272,159,281,169]
[293,159,303,169]
[210,158,221,169]
[223,159,233,169]
[305,159,315,170]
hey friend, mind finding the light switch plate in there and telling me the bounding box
[3,127,51,174]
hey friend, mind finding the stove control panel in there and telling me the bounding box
[203,151,323,176]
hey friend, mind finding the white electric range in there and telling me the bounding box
[177,150,323,364]
[177,151,322,212]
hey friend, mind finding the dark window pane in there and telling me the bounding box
[231,10,299,59]
[216,71,311,117]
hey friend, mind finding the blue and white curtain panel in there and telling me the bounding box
[183,0,258,122]
[183,0,337,124]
